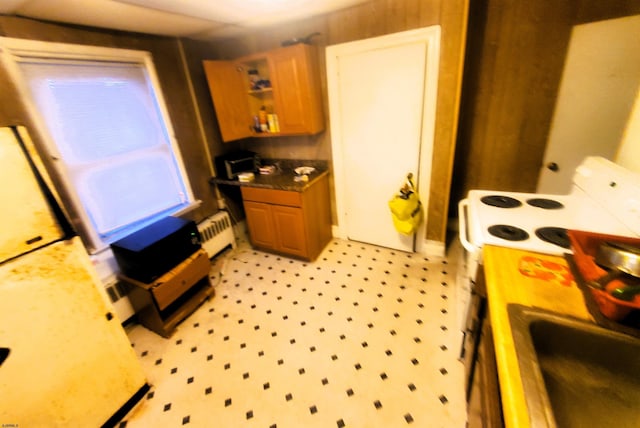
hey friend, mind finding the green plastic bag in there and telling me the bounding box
[388,175,423,235]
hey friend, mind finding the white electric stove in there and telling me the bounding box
[459,156,640,278]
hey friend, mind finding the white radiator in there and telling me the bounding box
[198,211,236,258]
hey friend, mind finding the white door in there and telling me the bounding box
[327,27,440,252]
[537,14,640,194]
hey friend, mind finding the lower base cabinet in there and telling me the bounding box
[244,201,308,257]
[241,174,332,261]
[467,309,504,428]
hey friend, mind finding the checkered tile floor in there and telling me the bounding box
[119,235,466,427]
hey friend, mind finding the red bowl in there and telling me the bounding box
[568,230,640,321]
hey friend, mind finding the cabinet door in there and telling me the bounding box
[272,204,307,257]
[244,201,277,250]
[269,45,324,135]
[203,60,252,142]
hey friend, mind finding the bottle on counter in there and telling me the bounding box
[259,106,268,132]
[267,113,280,133]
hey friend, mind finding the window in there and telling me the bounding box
[1,38,197,253]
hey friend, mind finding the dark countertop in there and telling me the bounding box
[210,159,329,192]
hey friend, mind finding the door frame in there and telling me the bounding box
[326,26,441,254]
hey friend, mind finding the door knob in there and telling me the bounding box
[546,162,559,172]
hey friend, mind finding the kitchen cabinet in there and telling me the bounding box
[467,310,504,428]
[203,44,324,142]
[466,267,503,428]
[240,173,331,260]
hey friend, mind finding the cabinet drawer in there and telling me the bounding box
[241,186,302,207]
[151,249,211,310]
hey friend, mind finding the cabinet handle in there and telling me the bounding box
[546,162,559,172]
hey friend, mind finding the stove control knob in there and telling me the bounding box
[546,162,559,172]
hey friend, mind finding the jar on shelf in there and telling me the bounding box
[248,69,260,90]
[258,106,268,132]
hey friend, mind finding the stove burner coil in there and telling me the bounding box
[535,227,570,249]
[481,195,522,208]
[488,225,529,241]
[527,198,564,209]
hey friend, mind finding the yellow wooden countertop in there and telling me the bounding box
[482,245,593,428]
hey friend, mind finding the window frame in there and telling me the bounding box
[0,37,198,254]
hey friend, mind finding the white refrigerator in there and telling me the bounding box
[0,126,148,426]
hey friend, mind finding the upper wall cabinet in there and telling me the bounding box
[203,44,325,142]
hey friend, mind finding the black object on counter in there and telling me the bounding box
[214,150,259,180]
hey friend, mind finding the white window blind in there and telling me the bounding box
[13,55,194,251]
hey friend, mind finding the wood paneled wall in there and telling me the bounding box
[3,0,638,250]
[451,0,640,214]
[0,16,217,226]
[193,0,469,245]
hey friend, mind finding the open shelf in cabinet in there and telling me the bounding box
[203,44,324,142]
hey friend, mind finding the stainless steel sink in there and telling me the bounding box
[507,304,640,428]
